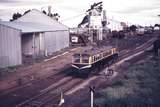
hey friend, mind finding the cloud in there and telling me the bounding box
[0,0,160,26]
[113,6,160,14]
[0,0,19,3]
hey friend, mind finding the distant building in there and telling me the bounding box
[0,9,69,68]
[154,26,160,31]
[107,21,123,31]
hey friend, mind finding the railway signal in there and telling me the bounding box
[89,86,95,107]
[58,91,65,106]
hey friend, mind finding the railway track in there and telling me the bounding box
[0,68,63,94]
[0,48,78,96]
[15,37,156,107]
[0,66,70,96]
[42,38,156,107]
[16,77,84,107]
[1,36,154,97]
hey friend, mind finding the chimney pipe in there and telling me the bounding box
[103,10,107,21]
[48,6,51,16]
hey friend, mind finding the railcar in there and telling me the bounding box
[72,46,118,73]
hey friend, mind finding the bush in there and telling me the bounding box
[94,55,160,107]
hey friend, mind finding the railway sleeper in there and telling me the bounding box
[28,101,42,107]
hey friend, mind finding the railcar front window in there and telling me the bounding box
[73,54,80,63]
[82,54,89,63]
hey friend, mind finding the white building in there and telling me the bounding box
[0,9,69,68]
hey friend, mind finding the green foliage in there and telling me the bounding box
[95,55,160,107]
[10,12,22,21]
[129,25,137,32]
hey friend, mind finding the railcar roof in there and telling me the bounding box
[78,46,114,55]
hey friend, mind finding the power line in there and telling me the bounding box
[59,11,133,27]
[60,13,85,22]
[107,17,133,26]
[108,18,121,24]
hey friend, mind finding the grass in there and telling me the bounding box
[94,56,160,107]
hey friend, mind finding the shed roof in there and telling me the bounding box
[0,21,68,33]
[14,9,69,31]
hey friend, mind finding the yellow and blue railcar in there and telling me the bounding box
[72,46,118,73]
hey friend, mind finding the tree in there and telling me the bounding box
[49,13,60,21]
[42,10,47,15]
[10,12,22,21]
[154,24,160,27]
[23,10,31,15]
[130,25,137,32]
[41,10,60,21]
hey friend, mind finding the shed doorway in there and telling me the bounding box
[21,33,41,64]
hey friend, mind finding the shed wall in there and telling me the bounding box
[0,25,22,68]
[44,31,69,55]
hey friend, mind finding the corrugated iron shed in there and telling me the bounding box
[0,9,70,68]
[15,9,68,30]
[0,21,67,33]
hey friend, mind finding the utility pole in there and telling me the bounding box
[89,86,95,107]
[158,15,160,19]
[157,15,160,32]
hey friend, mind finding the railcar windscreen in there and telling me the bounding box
[81,54,90,63]
[73,54,80,63]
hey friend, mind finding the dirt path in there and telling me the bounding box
[0,47,80,91]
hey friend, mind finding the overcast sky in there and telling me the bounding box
[0,0,160,27]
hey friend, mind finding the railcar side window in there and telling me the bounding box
[97,54,100,60]
[112,48,115,53]
[103,50,112,57]
[92,57,95,63]
[94,56,96,62]
[100,54,102,58]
